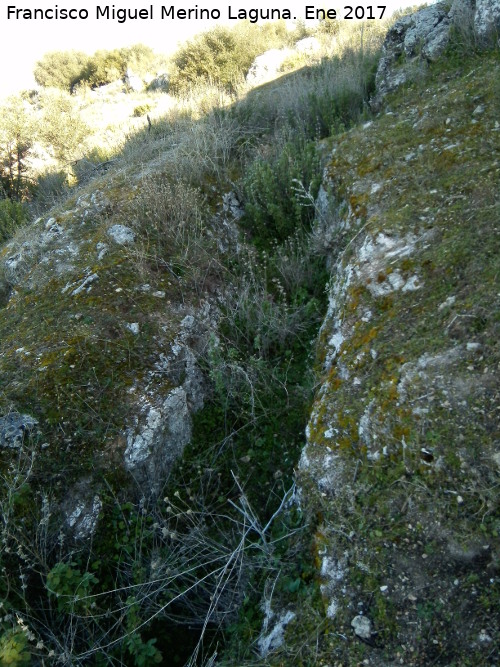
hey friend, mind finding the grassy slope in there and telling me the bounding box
[283,50,500,666]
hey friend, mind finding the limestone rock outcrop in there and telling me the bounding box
[372,0,500,110]
[295,34,499,666]
[246,48,294,86]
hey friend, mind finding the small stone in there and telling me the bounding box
[96,242,108,260]
[473,104,485,116]
[438,295,456,311]
[478,630,492,644]
[351,615,372,639]
[380,585,388,592]
[107,224,135,245]
[126,323,140,335]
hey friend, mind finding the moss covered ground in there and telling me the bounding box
[276,48,500,667]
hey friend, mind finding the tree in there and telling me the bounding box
[37,90,89,164]
[0,96,36,200]
[34,50,90,92]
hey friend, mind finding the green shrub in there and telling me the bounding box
[133,104,153,117]
[46,561,98,613]
[0,629,31,666]
[242,138,321,246]
[170,21,292,95]
[33,50,90,91]
[0,199,26,244]
[32,170,68,214]
[37,90,89,162]
[34,44,158,92]
[121,44,158,77]
[85,48,125,87]
[85,44,158,88]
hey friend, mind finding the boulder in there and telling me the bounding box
[371,0,500,111]
[123,68,144,92]
[372,1,451,110]
[148,73,170,92]
[0,412,38,449]
[475,0,500,42]
[107,224,135,245]
[246,48,294,86]
[295,36,321,53]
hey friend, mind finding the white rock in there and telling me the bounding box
[107,224,136,245]
[96,242,108,260]
[295,36,321,53]
[351,615,372,639]
[246,48,294,86]
[258,610,296,656]
[126,322,140,335]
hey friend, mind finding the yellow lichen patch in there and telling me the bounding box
[348,193,368,219]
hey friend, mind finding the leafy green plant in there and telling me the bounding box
[0,629,31,666]
[46,561,98,613]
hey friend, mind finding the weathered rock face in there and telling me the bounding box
[147,73,170,92]
[372,0,500,110]
[475,0,500,41]
[0,175,210,537]
[123,313,207,487]
[123,68,144,92]
[0,412,38,449]
[295,43,499,666]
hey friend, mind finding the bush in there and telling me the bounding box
[85,44,158,88]
[0,629,31,666]
[0,95,36,201]
[129,174,221,292]
[31,170,68,214]
[242,137,321,246]
[34,50,90,91]
[85,48,125,88]
[37,90,89,163]
[34,45,158,92]
[133,104,153,117]
[170,21,292,95]
[0,198,26,244]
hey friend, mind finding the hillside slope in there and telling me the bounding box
[293,46,499,667]
[0,5,498,665]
